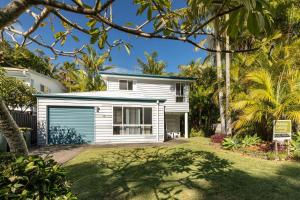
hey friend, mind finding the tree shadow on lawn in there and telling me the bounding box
[66,147,300,200]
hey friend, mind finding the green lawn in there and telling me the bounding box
[65,137,300,200]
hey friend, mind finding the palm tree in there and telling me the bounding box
[214,18,226,134]
[78,45,112,74]
[232,68,300,140]
[77,45,112,91]
[56,46,112,92]
[225,14,232,135]
[55,62,78,92]
[137,51,166,75]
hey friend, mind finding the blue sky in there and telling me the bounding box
[1,0,206,73]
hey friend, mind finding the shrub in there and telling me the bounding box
[266,152,276,160]
[222,136,241,150]
[291,132,300,159]
[241,134,262,148]
[0,154,76,199]
[190,128,205,137]
[210,134,227,143]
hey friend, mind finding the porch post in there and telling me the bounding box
[157,100,159,142]
[184,112,188,138]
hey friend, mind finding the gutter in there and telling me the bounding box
[34,94,166,103]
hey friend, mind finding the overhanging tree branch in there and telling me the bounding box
[0,0,260,54]
[22,7,52,45]
[5,27,85,57]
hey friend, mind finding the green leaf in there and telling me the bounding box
[74,0,83,7]
[86,19,97,27]
[147,7,152,20]
[247,12,259,35]
[54,31,65,40]
[136,3,149,15]
[90,34,98,44]
[125,22,134,27]
[25,161,37,172]
[124,43,132,55]
[61,36,67,46]
[71,35,79,42]
[13,183,24,188]
[98,32,107,49]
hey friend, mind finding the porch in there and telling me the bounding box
[165,112,189,139]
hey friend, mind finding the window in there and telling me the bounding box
[40,84,45,92]
[30,79,34,87]
[113,107,152,135]
[119,80,133,90]
[176,83,185,102]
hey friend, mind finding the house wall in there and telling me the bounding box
[28,71,64,93]
[5,68,64,93]
[36,98,165,145]
[105,77,189,113]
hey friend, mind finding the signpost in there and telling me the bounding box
[273,120,292,158]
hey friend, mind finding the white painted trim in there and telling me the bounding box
[157,100,159,142]
[184,112,188,138]
[102,74,193,82]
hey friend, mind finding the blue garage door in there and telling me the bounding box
[48,107,94,144]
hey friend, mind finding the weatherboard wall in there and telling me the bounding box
[36,98,165,145]
[106,77,190,113]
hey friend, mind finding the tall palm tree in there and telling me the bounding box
[225,14,232,135]
[137,51,166,75]
[214,18,226,134]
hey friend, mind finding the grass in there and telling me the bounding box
[65,137,300,200]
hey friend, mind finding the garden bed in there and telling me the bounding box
[210,134,298,161]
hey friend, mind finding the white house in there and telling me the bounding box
[35,72,194,145]
[4,67,65,93]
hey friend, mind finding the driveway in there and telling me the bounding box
[30,138,188,164]
[30,145,85,164]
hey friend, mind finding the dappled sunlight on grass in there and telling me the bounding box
[65,138,300,200]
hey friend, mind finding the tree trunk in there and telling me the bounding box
[0,0,32,30]
[225,14,232,135]
[214,19,226,134]
[0,97,28,155]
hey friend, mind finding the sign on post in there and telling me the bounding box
[273,120,292,141]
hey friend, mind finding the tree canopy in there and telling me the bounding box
[0,41,53,76]
[0,68,36,112]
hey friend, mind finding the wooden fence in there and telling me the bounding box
[10,111,37,145]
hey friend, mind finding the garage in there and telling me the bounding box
[48,106,95,144]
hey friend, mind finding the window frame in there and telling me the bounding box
[119,79,134,90]
[175,83,185,102]
[112,106,153,135]
[40,84,45,92]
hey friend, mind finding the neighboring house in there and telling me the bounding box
[35,72,194,145]
[4,67,65,94]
